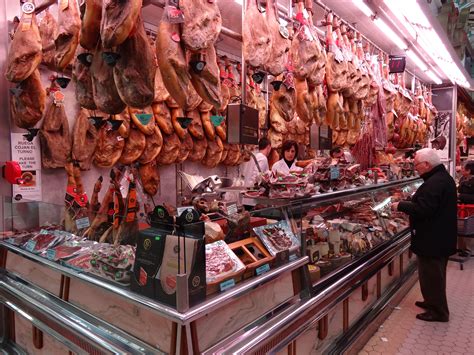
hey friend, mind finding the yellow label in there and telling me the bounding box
[60,0,69,11]
[21,14,32,32]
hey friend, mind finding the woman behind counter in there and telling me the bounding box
[272,140,303,176]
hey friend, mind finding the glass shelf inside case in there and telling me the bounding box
[285,179,421,284]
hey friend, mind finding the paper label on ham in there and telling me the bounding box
[329,44,344,63]
[166,6,185,24]
[21,15,32,31]
[21,2,35,14]
[60,0,69,11]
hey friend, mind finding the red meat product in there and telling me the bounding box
[206,243,234,278]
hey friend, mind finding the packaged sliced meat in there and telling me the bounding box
[253,221,300,256]
[23,230,68,254]
[205,240,245,285]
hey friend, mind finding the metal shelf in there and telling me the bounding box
[0,242,308,325]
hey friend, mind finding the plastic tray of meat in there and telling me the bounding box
[46,244,84,262]
[253,220,301,257]
[206,240,246,285]
[4,232,35,246]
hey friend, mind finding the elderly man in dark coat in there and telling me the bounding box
[392,148,457,322]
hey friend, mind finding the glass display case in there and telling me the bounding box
[0,178,422,354]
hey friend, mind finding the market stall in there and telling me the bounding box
[0,0,467,354]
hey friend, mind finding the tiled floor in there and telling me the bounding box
[359,258,474,355]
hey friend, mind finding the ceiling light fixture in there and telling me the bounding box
[384,0,470,88]
[373,18,408,50]
[353,0,374,17]
[424,70,442,85]
[406,49,427,72]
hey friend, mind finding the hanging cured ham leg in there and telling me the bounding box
[101,0,142,48]
[10,69,46,129]
[189,46,222,110]
[55,0,81,70]
[113,17,156,108]
[72,109,98,170]
[80,0,102,51]
[243,0,272,68]
[265,0,290,76]
[180,0,222,51]
[5,2,42,82]
[156,19,193,109]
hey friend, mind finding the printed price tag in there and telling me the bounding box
[280,25,290,39]
[255,263,270,276]
[40,229,49,235]
[25,240,37,252]
[75,217,90,230]
[226,203,238,216]
[219,279,235,292]
[330,44,344,63]
[177,206,193,216]
[46,249,56,261]
[330,166,340,180]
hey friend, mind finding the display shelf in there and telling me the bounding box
[0,241,307,325]
[247,177,421,207]
[0,271,159,355]
[205,231,413,354]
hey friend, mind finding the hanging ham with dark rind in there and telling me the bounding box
[189,46,222,109]
[180,0,222,51]
[113,17,156,108]
[55,0,81,70]
[101,0,142,49]
[80,0,102,51]
[156,19,192,109]
[39,9,57,70]
[73,46,96,110]
[10,69,46,129]
[5,8,42,82]
[91,45,126,114]
[39,99,72,169]
[72,108,98,170]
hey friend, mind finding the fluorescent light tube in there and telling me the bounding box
[406,49,428,72]
[424,70,442,85]
[354,0,374,17]
[373,18,407,50]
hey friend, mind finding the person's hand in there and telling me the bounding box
[391,202,399,211]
